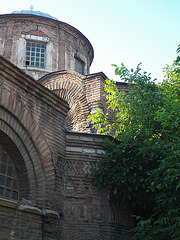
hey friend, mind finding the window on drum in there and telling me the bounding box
[25,42,46,69]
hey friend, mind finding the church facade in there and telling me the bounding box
[0,11,131,240]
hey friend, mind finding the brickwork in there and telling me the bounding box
[116,82,129,93]
[61,131,133,239]
[0,13,93,79]
[0,197,59,240]
[39,71,117,133]
[0,10,133,239]
[0,56,133,239]
[39,71,92,132]
[0,56,69,207]
[83,72,107,111]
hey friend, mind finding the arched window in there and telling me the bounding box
[0,144,19,200]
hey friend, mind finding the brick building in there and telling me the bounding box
[0,10,131,240]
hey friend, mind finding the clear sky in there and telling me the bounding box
[0,0,179,83]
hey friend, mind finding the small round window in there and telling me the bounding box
[0,144,19,200]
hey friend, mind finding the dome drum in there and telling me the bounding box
[0,12,94,80]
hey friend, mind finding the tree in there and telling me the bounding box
[88,47,180,239]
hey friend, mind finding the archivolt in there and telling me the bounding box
[40,73,92,132]
[0,86,55,204]
[0,107,49,201]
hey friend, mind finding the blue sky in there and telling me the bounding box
[0,0,179,83]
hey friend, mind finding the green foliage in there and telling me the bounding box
[89,47,180,239]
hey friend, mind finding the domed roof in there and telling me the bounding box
[11,10,58,20]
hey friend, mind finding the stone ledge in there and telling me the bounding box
[97,149,105,154]
[66,135,80,140]
[18,204,42,215]
[42,209,60,219]
[0,197,60,218]
[79,136,94,142]
[66,146,82,152]
[0,197,18,209]
[94,138,103,143]
[82,148,96,154]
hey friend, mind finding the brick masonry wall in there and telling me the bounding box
[39,71,92,132]
[83,72,106,111]
[0,14,93,79]
[39,71,117,133]
[116,82,129,93]
[0,55,133,239]
[0,56,69,208]
[0,197,60,240]
[61,130,133,240]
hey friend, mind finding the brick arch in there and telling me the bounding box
[0,108,47,203]
[54,87,90,131]
[0,88,56,205]
[0,130,30,200]
[39,72,92,132]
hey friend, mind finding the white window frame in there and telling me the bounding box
[25,41,46,69]
[17,34,53,72]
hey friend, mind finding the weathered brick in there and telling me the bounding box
[82,148,96,154]
[0,11,132,240]
[96,149,106,154]
[66,146,82,152]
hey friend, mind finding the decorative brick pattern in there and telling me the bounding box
[0,11,132,239]
[62,131,134,239]
[39,71,119,133]
[39,72,92,132]
[59,158,97,176]
[0,56,69,207]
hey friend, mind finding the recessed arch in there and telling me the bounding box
[0,131,30,200]
[0,83,56,205]
[39,72,92,132]
[0,110,44,202]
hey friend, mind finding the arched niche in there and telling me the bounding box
[0,105,53,205]
[39,72,92,133]
[0,131,30,200]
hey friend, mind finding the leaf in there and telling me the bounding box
[113,187,117,195]
[139,165,143,171]
[115,68,119,75]
[156,183,161,189]
[88,48,180,239]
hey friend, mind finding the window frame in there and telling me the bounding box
[17,34,53,73]
[0,144,19,200]
[74,57,84,75]
[25,41,46,69]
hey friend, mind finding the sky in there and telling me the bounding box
[0,0,179,83]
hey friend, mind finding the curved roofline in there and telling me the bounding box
[1,12,94,65]
[38,70,85,83]
[11,10,58,20]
